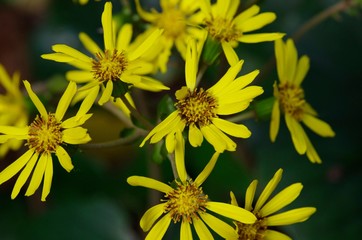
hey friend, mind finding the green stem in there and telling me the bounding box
[168,152,179,180]
[226,110,256,123]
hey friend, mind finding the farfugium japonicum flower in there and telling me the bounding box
[0,80,96,201]
[270,38,335,163]
[0,64,28,157]
[135,0,206,72]
[128,134,256,239]
[229,168,316,240]
[41,2,169,106]
[198,0,284,65]
[140,39,263,153]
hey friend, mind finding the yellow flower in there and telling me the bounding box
[0,80,96,201]
[0,64,28,157]
[128,135,256,240]
[270,38,335,163]
[229,168,316,240]
[42,2,169,106]
[135,0,206,72]
[140,39,263,153]
[199,0,284,65]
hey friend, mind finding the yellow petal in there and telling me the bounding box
[233,5,260,26]
[301,129,322,164]
[185,39,198,91]
[145,215,171,240]
[285,115,307,154]
[134,0,158,22]
[222,42,239,66]
[116,23,133,50]
[239,33,284,43]
[11,151,38,199]
[216,101,250,115]
[66,70,93,83]
[102,2,114,50]
[23,80,48,118]
[56,146,74,172]
[199,0,212,20]
[52,44,92,63]
[76,86,98,118]
[285,39,298,84]
[150,115,184,144]
[140,203,165,232]
[128,29,163,61]
[134,76,170,92]
[270,99,280,142]
[0,126,28,136]
[25,153,48,196]
[61,114,92,129]
[212,118,251,138]
[195,152,219,186]
[200,212,238,239]
[206,201,256,224]
[180,220,192,240]
[98,80,113,105]
[200,125,227,153]
[254,168,283,212]
[79,32,103,55]
[41,53,78,63]
[165,132,176,153]
[302,114,335,137]
[267,207,316,226]
[264,230,292,240]
[274,39,286,83]
[230,191,239,206]
[41,153,53,201]
[294,55,309,86]
[245,180,258,211]
[240,12,276,32]
[175,131,187,182]
[127,176,173,193]
[188,124,203,147]
[0,149,34,185]
[55,81,77,121]
[193,217,214,239]
[215,0,232,18]
[259,183,303,217]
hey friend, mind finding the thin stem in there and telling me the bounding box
[119,94,154,130]
[168,153,179,180]
[102,101,134,128]
[226,110,256,123]
[196,62,208,88]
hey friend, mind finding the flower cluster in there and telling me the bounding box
[0,0,337,239]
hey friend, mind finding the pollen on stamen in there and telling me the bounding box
[277,83,305,120]
[163,180,208,223]
[27,114,63,154]
[175,88,218,127]
[92,49,128,83]
[205,17,242,42]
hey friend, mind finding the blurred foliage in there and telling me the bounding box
[0,0,361,239]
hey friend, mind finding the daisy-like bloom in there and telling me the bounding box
[128,134,256,240]
[270,38,335,163]
[0,64,28,157]
[135,0,206,72]
[229,168,316,240]
[42,2,169,106]
[199,0,284,65]
[0,80,96,201]
[140,39,263,153]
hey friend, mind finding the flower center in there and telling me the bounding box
[92,49,128,83]
[163,180,208,223]
[157,8,186,39]
[27,114,63,153]
[205,17,242,42]
[277,83,305,120]
[236,218,268,240]
[175,88,218,127]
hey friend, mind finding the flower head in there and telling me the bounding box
[135,0,206,72]
[128,136,256,239]
[199,0,284,65]
[140,39,263,153]
[0,64,28,157]
[229,168,316,240]
[42,2,169,106]
[270,38,335,163]
[0,80,96,201]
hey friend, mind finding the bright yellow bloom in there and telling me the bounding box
[229,168,316,240]
[199,0,284,65]
[42,2,169,106]
[128,135,256,240]
[0,81,96,201]
[270,39,335,163]
[140,39,263,153]
[0,64,28,157]
[135,0,206,72]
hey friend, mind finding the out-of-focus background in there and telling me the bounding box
[0,0,361,239]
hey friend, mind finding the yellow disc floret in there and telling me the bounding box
[27,114,63,153]
[164,180,208,223]
[92,49,128,83]
[205,17,242,42]
[156,8,186,39]
[277,82,305,120]
[236,217,268,240]
[176,88,218,127]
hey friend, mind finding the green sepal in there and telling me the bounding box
[111,80,131,99]
[202,36,221,65]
